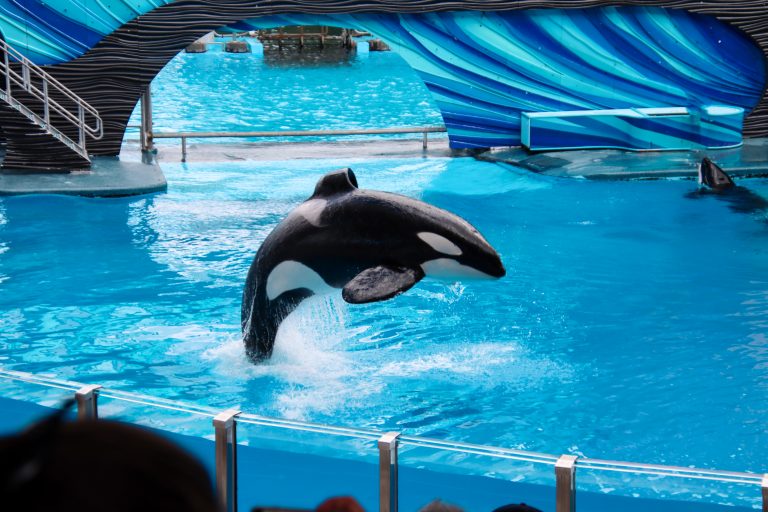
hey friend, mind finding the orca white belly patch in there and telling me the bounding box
[418,232,463,256]
[420,258,494,279]
[266,260,335,300]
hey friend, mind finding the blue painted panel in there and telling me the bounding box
[521,105,744,151]
[0,4,763,148]
[0,0,174,64]
[241,8,765,149]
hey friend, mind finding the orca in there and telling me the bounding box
[241,168,506,362]
[698,157,735,190]
[687,157,768,214]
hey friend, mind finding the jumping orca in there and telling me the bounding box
[686,157,768,214]
[241,168,506,362]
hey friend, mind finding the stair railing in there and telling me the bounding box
[0,39,103,159]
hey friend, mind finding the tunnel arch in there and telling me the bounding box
[1,0,767,164]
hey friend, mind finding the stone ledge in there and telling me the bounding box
[0,154,167,197]
[478,137,768,180]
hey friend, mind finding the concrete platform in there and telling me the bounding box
[477,137,768,180]
[120,136,453,163]
[0,151,167,197]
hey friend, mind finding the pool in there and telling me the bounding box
[126,41,445,143]
[3,32,768,509]
[1,155,768,505]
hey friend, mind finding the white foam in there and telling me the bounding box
[204,295,577,421]
[204,295,379,421]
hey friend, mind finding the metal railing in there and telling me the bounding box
[0,39,103,160]
[0,367,765,512]
[147,126,447,161]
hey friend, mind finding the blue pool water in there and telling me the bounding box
[2,37,768,509]
[1,156,768,490]
[127,42,444,142]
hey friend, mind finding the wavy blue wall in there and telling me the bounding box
[0,3,765,150]
[241,9,766,148]
[0,1,173,64]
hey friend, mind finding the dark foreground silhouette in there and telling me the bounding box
[0,401,217,512]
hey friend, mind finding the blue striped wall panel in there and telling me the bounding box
[239,9,766,149]
[521,106,745,151]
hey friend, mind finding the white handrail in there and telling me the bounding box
[0,39,102,159]
[0,367,763,489]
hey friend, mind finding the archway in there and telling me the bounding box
[0,1,766,167]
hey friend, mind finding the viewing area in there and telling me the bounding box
[2,368,766,512]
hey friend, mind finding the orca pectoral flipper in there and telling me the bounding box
[342,265,425,304]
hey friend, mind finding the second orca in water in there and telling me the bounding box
[241,168,506,362]
[686,157,768,214]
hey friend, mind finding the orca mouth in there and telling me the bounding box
[481,254,506,278]
[489,262,506,278]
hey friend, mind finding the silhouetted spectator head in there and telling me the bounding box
[492,504,543,512]
[316,496,365,512]
[0,400,216,512]
[419,499,464,512]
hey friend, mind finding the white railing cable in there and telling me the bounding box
[0,39,103,159]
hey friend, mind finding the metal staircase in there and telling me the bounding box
[0,38,102,169]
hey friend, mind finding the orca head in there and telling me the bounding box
[699,158,734,190]
[416,223,506,280]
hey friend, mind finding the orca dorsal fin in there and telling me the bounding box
[312,168,359,198]
[700,158,734,189]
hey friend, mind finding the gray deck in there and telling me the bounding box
[0,152,167,197]
[477,137,768,180]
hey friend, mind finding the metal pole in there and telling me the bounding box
[378,432,401,512]
[42,79,49,124]
[78,105,85,149]
[422,131,428,151]
[22,61,29,90]
[140,83,154,152]
[75,385,102,420]
[214,409,240,512]
[182,136,187,162]
[762,474,768,512]
[3,44,10,99]
[555,455,577,512]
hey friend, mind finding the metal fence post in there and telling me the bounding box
[75,384,101,420]
[182,136,187,162]
[214,409,241,512]
[422,131,428,151]
[378,432,401,512]
[140,83,154,152]
[42,78,50,124]
[762,474,768,512]
[3,44,10,98]
[555,455,577,512]
[78,105,86,149]
[21,61,29,89]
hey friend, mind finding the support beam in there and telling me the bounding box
[214,409,241,512]
[762,474,768,512]
[378,432,401,512]
[140,84,154,152]
[555,455,577,512]
[74,384,101,420]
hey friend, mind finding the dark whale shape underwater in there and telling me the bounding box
[241,168,506,362]
[686,157,768,214]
